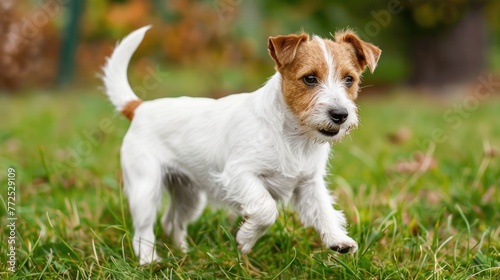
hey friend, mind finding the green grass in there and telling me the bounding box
[1,88,499,279]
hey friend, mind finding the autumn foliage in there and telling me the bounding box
[0,1,60,90]
[0,0,258,91]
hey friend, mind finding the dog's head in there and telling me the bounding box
[268,31,381,143]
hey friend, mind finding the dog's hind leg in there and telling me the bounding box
[161,169,206,252]
[121,144,163,265]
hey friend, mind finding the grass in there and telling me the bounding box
[0,87,499,279]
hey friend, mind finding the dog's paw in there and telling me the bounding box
[236,230,255,254]
[179,240,189,253]
[139,252,161,265]
[238,242,253,254]
[329,236,358,254]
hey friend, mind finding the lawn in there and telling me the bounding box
[0,88,499,279]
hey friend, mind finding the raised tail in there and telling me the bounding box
[101,25,151,120]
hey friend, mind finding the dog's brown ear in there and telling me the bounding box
[335,31,381,73]
[268,34,309,68]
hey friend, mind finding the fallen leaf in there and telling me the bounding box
[481,186,496,204]
[419,189,442,204]
[389,152,437,174]
[387,127,412,144]
[484,146,499,158]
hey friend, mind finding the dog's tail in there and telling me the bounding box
[101,25,151,121]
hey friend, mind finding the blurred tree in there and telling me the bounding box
[261,0,492,88]
[401,0,488,88]
[57,0,84,85]
[0,1,59,91]
[2,0,497,91]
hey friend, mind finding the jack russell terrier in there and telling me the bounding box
[102,26,381,264]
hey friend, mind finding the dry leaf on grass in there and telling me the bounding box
[387,127,412,144]
[419,189,442,204]
[389,152,437,174]
[484,146,499,158]
[481,187,496,204]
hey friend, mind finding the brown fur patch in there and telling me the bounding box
[268,33,309,68]
[334,30,382,73]
[121,99,142,121]
[278,39,328,122]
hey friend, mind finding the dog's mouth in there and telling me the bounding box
[318,128,339,137]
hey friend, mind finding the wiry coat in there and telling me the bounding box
[102,26,381,264]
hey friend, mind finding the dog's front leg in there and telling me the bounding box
[293,175,358,254]
[228,174,278,254]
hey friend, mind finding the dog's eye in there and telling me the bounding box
[303,75,318,87]
[344,75,354,88]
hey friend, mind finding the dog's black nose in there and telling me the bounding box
[329,108,348,124]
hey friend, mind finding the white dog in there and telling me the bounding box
[102,26,381,264]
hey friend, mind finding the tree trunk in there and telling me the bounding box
[57,0,83,86]
[409,4,487,88]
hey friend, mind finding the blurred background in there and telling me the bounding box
[1,2,499,277]
[1,0,499,96]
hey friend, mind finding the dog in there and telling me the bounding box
[102,26,381,265]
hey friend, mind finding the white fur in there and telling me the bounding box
[101,25,151,111]
[103,26,358,265]
[308,36,359,142]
